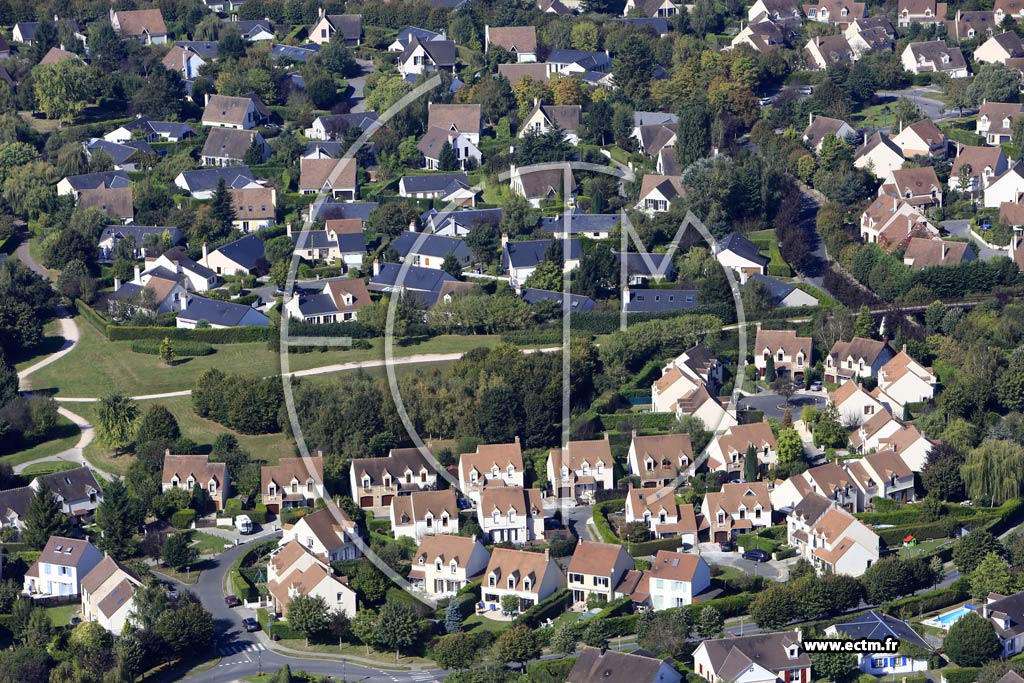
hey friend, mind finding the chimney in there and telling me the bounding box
[205,93,211,107]
[409,220,417,232]
[202,241,209,265]
[809,112,814,126]
[179,292,188,311]
[533,96,540,107]
[543,548,550,560]
[318,6,325,18]
[372,258,380,276]
[942,242,949,260]
[133,265,141,282]
[514,435,520,445]
[500,232,509,247]
[165,448,171,457]
[286,223,293,237]
[114,277,121,291]
[902,343,908,353]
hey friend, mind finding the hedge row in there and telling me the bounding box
[108,325,273,343]
[130,339,216,356]
[284,320,378,339]
[856,505,982,526]
[75,299,110,335]
[231,569,255,601]
[877,519,991,546]
[525,659,576,683]
[516,589,571,628]
[628,536,687,557]
[592,500,624,545]
[596,412,675,432]
[880,579,970,619]
[594,596,632,619]
[942,669,980,683]
[986,498,1024,535]
[171,509,196,529]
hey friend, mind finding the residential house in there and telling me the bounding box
[501,236,581,281]
[0,487,32,539]
[891,118,948,158]
[290,221,365,267]
[546,49,611,76]
[731,19,789,53]
[898,0,947,26]
[110,8,167,45]
[367,262,466,305]
[753,328,812,380]
[746,274,820,308]
[635,174,685,215]
[947,10,997,41]
[901,41,969,77]
[849,410,905,454]
[882,166,944,208]
[703,482,772,543]
[844,17,896,57]
[771,461,862,512]
[40,48,79,67]
[80,557,143,633]
[747,0,803,24]
[201,93,270,129]
[97,225,184,261]
[826,611,934,675]
[902,238,977,269]
[623,0,679,17]
[876,347,938,418]
[177,294,270,329]
[31,467,103,518]
[227,186,277,232]
[478,486,544,544]
[391,489,459,540]
[546,435,614,502]
[266,541,357,618]
[391,231,472,270]
[261,456,326,513]
[203,234,265,277]
[859,195,939,249]
[539,213,619,239]
[299,157,357,199]
[627,433,694,488]
[78,187,134,223]
[829,379,886,425]
[804,35,856,69]
[423,207,502,236]
[787,494,879,576]
[163,43,206,78]
[802,0,866,23]
[509,163,576,207]
[625,486,702,542]
[973,592,1024,657]
[12,19,83,45]
[85,139,154,171]
[997,0,1024,23]
[481,548,563,612]
[484,25,537,62]
[519,101,583,144]
[616,252,677,285]
[847,449,916,504]
[633,122,678,157]
[566,647,682,683]
[977,102,1024,145]
[803,114,855,153]
[309,11,362,45]
[388,26,444,52]
[855,132,905,179]
[624,287,698,314]
[825,337,895,383]
[57,170,130,200]
[878,424,934,471]
[104,117,195,144]
[419,102,482,169]
[706,422,778,480]
[349,448,437,511]
[498,62,551,85]
[109,272,188,317]
[201,128,268,167]
[458,439,525,505]
[23,537,103,598]
[399,173,476,206]
[647,550,712,610]
[398,37,457,77]
[950,144,1008,194]
[280,507,360,562]
[147,248,218,291]
[567,541,635,605]
[304,112,379,141]
[976,31,1024,63]
[234,19,275,42]
[161,453,229,511]
[285,277,372,324]
[986,162,1024,208]
[693,631,811,683]
[714,232,769,283]
[409,535,490,597]
[174,167,261,200]
[519,286,596,311]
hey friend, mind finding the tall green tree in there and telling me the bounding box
[808,635,857,682]
[962,440,1024,506]
[162,532,198,570]
[287,594,330,645]
[209,178,237,232]
[444,601,463,634]
[944,612,1001,667]
[135,403,180,446]
[953,530,1004,575]
[493,624,541,669]
[854,305,874,338]
[22,483,68,550]
[375,601,420,660]
[675,102,711,170]
[744,443,758,482]
[96,392,140,454]
[33,59,92,122]
[438,141,459,171]
[95,478,143,560]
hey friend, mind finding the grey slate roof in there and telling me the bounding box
[521,287,596,311]
[391,232,471,260]
[615,252,676,277]
[831,611,933,652]
[401,173,469,194]
[539,213,620,235]
[311,200,379,223]
[400,37,457,67]
[503,238,581,269]
[422,207,502,234]
[202,128,262,162]
[747,273,798,305]
[624,288,698,312]
[176,40,220,59]
[162,247,217,280]
[100,225,185,248]
[567,647,677,683]
[369,263,457,293]
[63,171,130,192]
[37,467,102,502]
[179,167,258,194]
[546,49,610,70]
[0,486,34,520]
[179,296,270,327]
[717,232,769,266]
[312,112,380,139]
[610,17,670,34]
[235,19,272,39]
[270,43,320,62]
[304,141,346,157]
[15,20,81,43]
[394,26,443,48]
[634,112,679,127]
[121,116,195,139]
[87,139,153,166]
[214,234,265,271]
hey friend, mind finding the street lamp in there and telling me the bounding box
[257,650,262,677]
[186,565,191,581]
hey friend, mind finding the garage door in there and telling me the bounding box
[360,496,373,507]
[382,495,394,506]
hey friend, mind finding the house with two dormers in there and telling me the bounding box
[160,453,229,511]
[546,435,614,503]
[458,438,525,504]
[627,432,694,488]
[703,482,772,544]
[349,448,437,513]
[753,328,813,381]
[409,535,490,597]
[390,489,459,541]
[825,337,895,383]
[705,422,778,480]
[261,456,325,513]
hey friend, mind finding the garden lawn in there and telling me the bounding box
[897,538,951,558]
[190,531,231,555]
[31,319,517,397]
[20,461,79,477]
[277,640,433,666]
[0,413,80,467]
[463,612,514,635]
[13,319,67,372]
[44,604,81,626]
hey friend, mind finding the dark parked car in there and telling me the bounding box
[225,595,241,608]
[719,540,735,552]
[743,549,770,562]
[242,617,261,632]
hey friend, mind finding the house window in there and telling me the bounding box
[451,563,457,574]
[362,476,370,487]
[470,472,478,484]
[493,511,500,523]
[778,351,784,361]
[508,577,515,589]
[426,516,433,528]
[436,561,442,571]
[509,511,517,523]
[269,485,277,497]
[306,536,314,548]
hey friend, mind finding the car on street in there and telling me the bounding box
[225,595,241,608]
[719,540,735,552]
[242,617,261,632]
[742,549,770,562]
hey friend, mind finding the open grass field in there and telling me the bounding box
[31,318,516,397]
[20,461,80,477]
[13,319,67,372]
[277,639,433,666]
[0,413,80,468]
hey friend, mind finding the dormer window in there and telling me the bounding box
[470,472,478,484]
[269,485,277,497]
[507,577,515,589]
[441,513,449,527]
[507,465,515,477]
[509,510,517,523]
[406,473,412,484]
[777,351,784,361]
[426,514,433,528]
[523,578,532,591]
[645,457,654,472]
[450,561,457,574]
[187,477,195,488]
[307,536,314,548]
[597,463,604,475]
[362,476,370,487]
[436,561,442,571]
[492,466,499,477]
[489,573,497,587]
[383,475,391,487]
[493,510,500,523]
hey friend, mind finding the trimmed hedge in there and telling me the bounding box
[284,320,378,339]
[231,569,255,600]
[880,579,970,619]
[171,509,196,529]
[526,658,576,683]
[516,589,571,628]
[628,537,687,557]
[596,412,676,431]
[108,325,272,343]
[593,500,624,544]
[130,339,216,356]
[602,614,639,636]
[942,669,980,683]
[75,299,109,335]
[595,596,632,619]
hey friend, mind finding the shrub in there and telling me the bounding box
[249,504,268,524]
[130,339,215,356]
[108,325,272,343]
[525,658,576,683]
[225,498,243,512]
[516,589,571,628]
[943,669,981,683]
[170,509,196,529]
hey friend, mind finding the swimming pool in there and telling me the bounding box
[924,605,976,630]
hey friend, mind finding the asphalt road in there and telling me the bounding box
[940,219,1004,260]
[735,392,827,421]
[562,503,593,543]
[173,534,448,683]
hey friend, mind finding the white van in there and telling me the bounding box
[234,515,253,534]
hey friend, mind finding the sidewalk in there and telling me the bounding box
[251,631,438,672]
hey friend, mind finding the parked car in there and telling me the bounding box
[242,617,261,632]
[759,97,773,106]
[719,540,735,552]
[810,381,822,392]
[742,549,770,563]
[225,595,241,608]
[798,86,813,95]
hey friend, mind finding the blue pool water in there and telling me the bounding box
[936,605,976,626]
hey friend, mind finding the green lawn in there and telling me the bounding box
[898,538,951,558]
[463,612,514,635]
[31,318,515,397]
[0,413,80,468]
[20,461,80,477]
[13,319,66,372]
[44,604,80,626]
[190,531,231,556]
[277,639,433,666]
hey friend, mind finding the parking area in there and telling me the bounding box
[697,544,791,581]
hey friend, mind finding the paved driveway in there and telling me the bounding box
[941,219,1005,260]
[698,545,790,581]
[347,58,376,113]
[736,391,826,421]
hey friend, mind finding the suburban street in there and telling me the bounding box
[940,219,1006,260]
[735,391,826,421]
